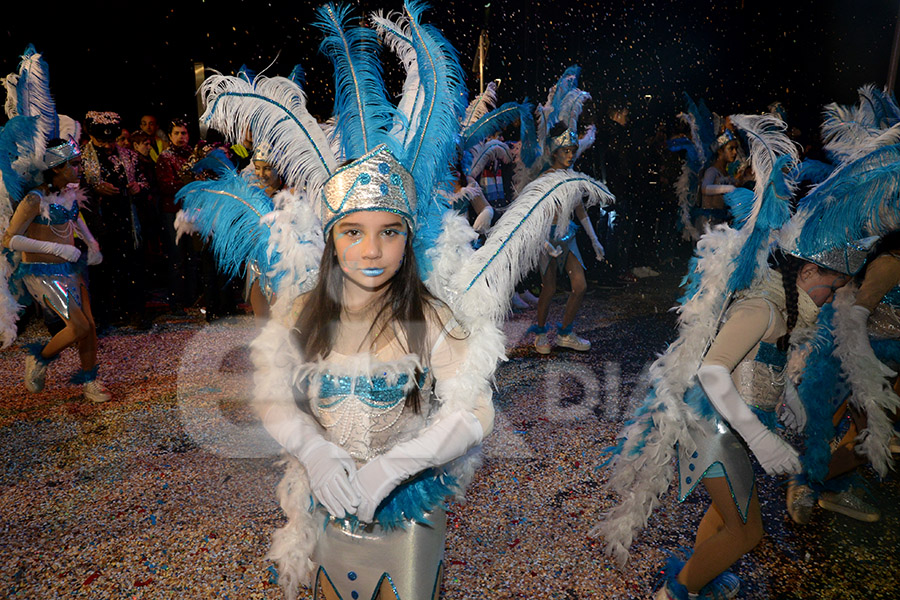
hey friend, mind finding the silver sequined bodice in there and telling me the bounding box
[734,341,786,413]
[304,355,433,463]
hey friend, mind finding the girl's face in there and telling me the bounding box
[722,140,738,164]
[253,160,281,190]
[552,146,576,169]
[333,210,409,292]
[797,263,851,306]
[56,158,82,185]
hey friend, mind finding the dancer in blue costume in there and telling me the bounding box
[0,46,110,402]
[192,4,611,598]
[593,113,887,599]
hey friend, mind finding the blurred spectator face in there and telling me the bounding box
[140,115,158,136]
[90,134,116,149]
[116,129,131,150]
[169,125,189,148]
[133,137,152,156]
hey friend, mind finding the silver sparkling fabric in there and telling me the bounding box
[736,358,785,412]
[313,509,446,600]
[319,145,416,236]
[22,265,84,321]
[547,129,578,154]
[243,260,274,303]
[308,363,431,463]
[868,303,900,341]
[677,417,755,522]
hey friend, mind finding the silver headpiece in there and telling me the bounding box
[548,128,578,154]
[319,145,417,236]
[43,139,81,169]
[789,236,878,276]
[714,128,737,151]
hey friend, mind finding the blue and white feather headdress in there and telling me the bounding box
[592,113,800,565]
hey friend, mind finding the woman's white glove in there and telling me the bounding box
[578,214,604,261]
[703,184,736,195]
[262,405,360,518]
[8,235,81,262]
[778,380,807,433]
[698,364,801,476]
[353,411,483,523]
[472,205,494,234]
[86,240,103,266]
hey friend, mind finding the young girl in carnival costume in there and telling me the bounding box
[591,114,892,599]
[778,86,900,525]
[0,46,110,402]
[668,95,751,243]
[514,66,611,354]
[182,4,611,598]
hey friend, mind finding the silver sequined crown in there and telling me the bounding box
[319,145,416,235]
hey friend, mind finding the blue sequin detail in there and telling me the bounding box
[359,172,372,185]
[317,370,428,409]
[755,341,787,369]
[378,162,391,174]
[348,571,357,581]
[380,182,389,195]
[351,592,359,599]
[686,476,692,484]
[689,463,695,472]
[33,202,79,226]
[390,172,401,186]
[691,451,699,459]
[883,285,900,309]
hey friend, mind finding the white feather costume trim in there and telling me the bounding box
[449,169,614,325]
[831,287,899,476]
[592,224,753,565]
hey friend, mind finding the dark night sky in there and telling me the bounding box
[2,0,898,154]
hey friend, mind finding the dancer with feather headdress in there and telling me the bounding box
[185,3,612,599]
[0,45,110,403]
[592,112,886,599]
[512,65,613,354]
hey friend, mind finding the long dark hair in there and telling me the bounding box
[292,226,445,413]
[769,250,802,352]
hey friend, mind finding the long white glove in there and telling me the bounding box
[261,404,360,518]
[578,214,605,262]
[353,411,484,523]
[779,380,807,433]
[8,235,81,262]
[472,205,494,234]
[703,184,736,195]
[698,364,801,476]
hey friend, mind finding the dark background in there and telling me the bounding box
[2,0,898,157]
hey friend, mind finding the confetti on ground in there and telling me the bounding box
[1,272,897,599]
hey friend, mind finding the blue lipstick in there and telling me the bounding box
[361,268,385,277]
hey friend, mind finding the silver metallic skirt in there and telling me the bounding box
[19,261,84,321]
[313,509,446,600]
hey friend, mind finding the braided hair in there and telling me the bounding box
[773,252,802,352]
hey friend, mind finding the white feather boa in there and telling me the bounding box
[591,225,752,565]
[448,170,613,325]
[831,287,899,476]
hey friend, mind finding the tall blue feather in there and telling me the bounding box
[726,154,793,292]
[547,65,581,127]
[792,158,835,184]
[237,64,256,84]
[797,144,900,256]
[0,116,38,203]
[519,102,540,167]
[460,102,528,151]
[288,64,306,88]
[175,164,277,287]
[401,0,468,227]
[313,3,400,158]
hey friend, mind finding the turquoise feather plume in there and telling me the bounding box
[313,3,401,159]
